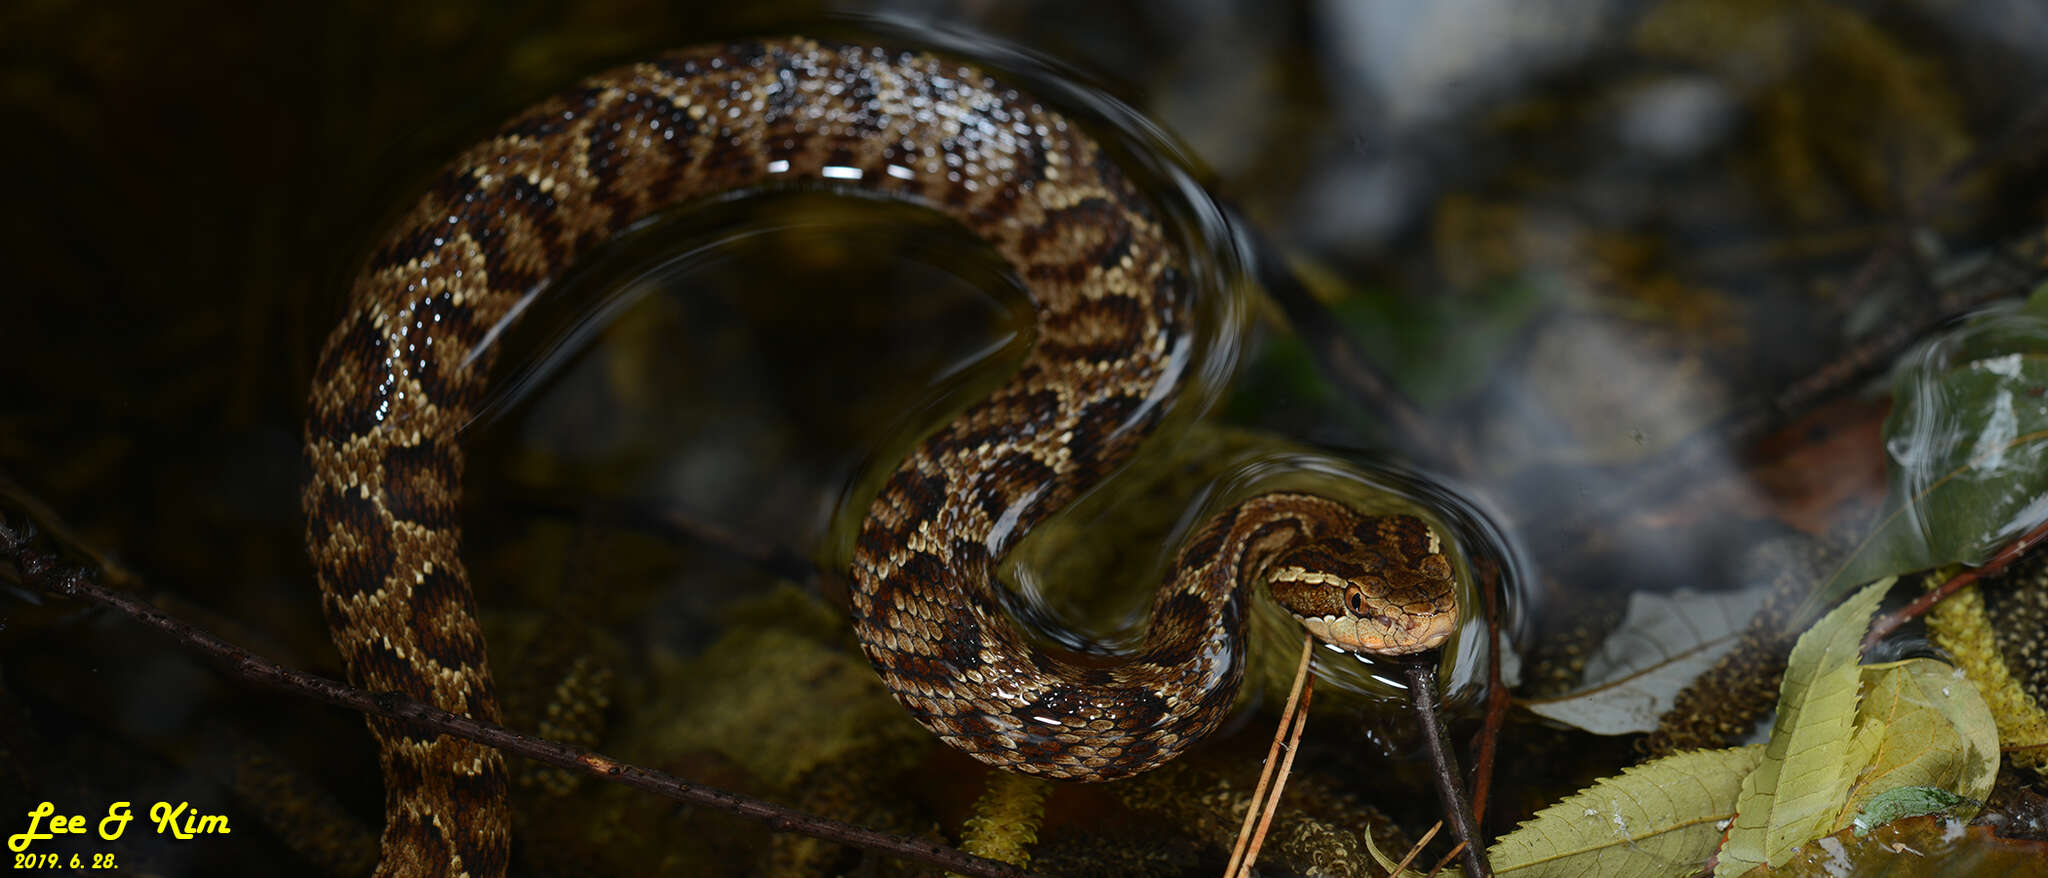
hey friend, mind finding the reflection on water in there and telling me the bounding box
[1006,428,1528,710]
[425,15,1537,861]
[1883,302,2048,569]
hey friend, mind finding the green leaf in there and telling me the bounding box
[1474,623,1996,877]
[1484,746,1764,878]
[1833,659,1998,833]
[1360,818,1422,877]
[1851,787,1967,838]
[2027,281,2048,317]
[1819,308,2048,606]
[1716,578,1894,876]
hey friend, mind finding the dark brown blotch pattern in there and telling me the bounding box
[306,38,1453,878]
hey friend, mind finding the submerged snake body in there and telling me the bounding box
[306,37,1455,877]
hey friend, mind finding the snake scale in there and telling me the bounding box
[304,37,1458,876]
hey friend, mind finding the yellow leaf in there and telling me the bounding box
[1831,658,1998,832]
[1485,746,1764,878]
[1838,710,1888,795]
[1716,578,1893,876]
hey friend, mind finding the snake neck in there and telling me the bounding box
[851,485,1360,781]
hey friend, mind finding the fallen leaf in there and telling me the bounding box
[1523,586,1773,734]
[1852,787,1968,838]
[1833,659,1999,833]
[1819,304,2048,609]
[1717,577,1893,875]
[1484,745,1765,878]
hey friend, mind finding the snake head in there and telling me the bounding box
[1266,514,1458,656]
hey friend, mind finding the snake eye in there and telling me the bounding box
[1344,584,1367,616]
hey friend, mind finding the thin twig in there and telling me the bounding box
[1469,557,1508,828]
[1426,840,1467,878]
[1861,515,2048,652]
[1403,658,1490,878]
[0,518,1035,878]
[1225,633,1317,877]
[1392,820,1442,876]
[1239,657,1313,877]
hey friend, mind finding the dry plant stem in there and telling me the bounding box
[1393,820,1442,876]
[0,520,1034,878]
[1861,515,2048,652]
[1426,840,1467,878]
[1404,658,1490,878]
[1225,633,1317,878]
[1237,666,1312,877]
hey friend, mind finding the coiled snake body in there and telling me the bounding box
[305,37,1457,877]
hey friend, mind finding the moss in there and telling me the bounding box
[1640,542,1822,758]
[1033,760,1410,877]
[766,739,939,877]
[217,731,380,877]
[497,583,943,876]
[958,771,1053,870]
[1929,583,2048,776]
[638,611,927,789]
[490,612,626,799]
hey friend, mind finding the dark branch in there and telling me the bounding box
[0,517,1035,878]
[1404,658,1490,878]
[1468,557,1509,829]
[1862,515,2048,652]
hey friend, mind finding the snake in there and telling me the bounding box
[302,36,1460,877]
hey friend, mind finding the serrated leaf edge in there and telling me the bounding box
[1488,746,1764,876]
[1717,578,1893,876]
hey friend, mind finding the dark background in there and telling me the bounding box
[6,1,2048,874]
